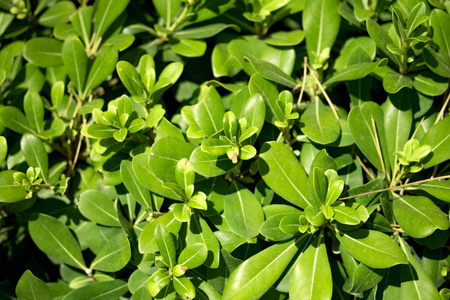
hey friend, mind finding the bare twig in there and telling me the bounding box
[435,92,450,125]
[371,115,386,176]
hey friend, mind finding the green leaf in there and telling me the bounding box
[333,206,361,225]
[133,153,184,200]
[398,238,441,300]
[423,46,450,77]
[383,72,413,94]
[90,230,131,272]
[190,147,234,178]
[264,30,304,46]
[171,38,207,57]
[240,145,257,160]
[348,101,390,172]
[38,1,76,28]
[303,0,341,66]
[259,142,310,208]
[222,236,308,300]
[421,116,450,168]
[384,92,412,171]
[120,160,152,209]
[139,211,181,253]
[0,136,6,165]
[93,0,130,39]
[412,181,450,202]
[241,93,266,144]
[413,71,448,96]
[245,56,297,88]
[0,170,28,203]
[201,138,232,156]
[301,98,340,145]
[343,262,385,293]
[51,81,65,109]
[224,181,264,239]
[148,269,171,297]
[406,3,428,34]
[62,280,128,300]
[152,0,182,27]
[393,195,450,238]
[70,6,93,46]
[62,36,88,94]
[173,23,240,39]
[173,203,191,222]
[84,45,118,95]
[175,158,195,192]
[81,124,116,139]
[16,270,52,300]
[21,134,48,183]
[0,106,35,134]
[187,212,220,268]
[308,167,327,207]
[29,213,87,270]
[259,212,302,241]
[177,243,207,269]
[104,33,135,51]
[290,232,332,300]
[430,9,450,60]
[23,38,63,67]
[323,59,387,88]
[24,90,44,133]
[149,137,194,183]
[192,86,224,137]
[366,19,402,67]
[173,277,195,299]
[151,62,184,101]
[249,74,284,125]
[116,60,146,98]
[211,43,241,77]
[155,224,177,269]
[79,190,120,226]
[336,229,408,268]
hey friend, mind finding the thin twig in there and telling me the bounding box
[339,174,450,200]
[306,64,340,120]
[435,92,450,125]
[411,116,425,140]
[371,115,386,176]
[294,56,308,112]
[352,146,375,180]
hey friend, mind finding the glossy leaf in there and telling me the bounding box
[323,59,387,88]
[249,74,284,125]
[343,263,385,293]
[173,23,240,39]
[21,134,48,183]
[178,243,207,269]
[70,6,93,46]
[155,224,177,269]
[0,136,6,165]
[223,236,308,300]
[24,90,44,133]
[173,277,195,299]
[300,98,340,145]
[90,230,131,272]
[290,232,332,300]
[120,160,152,209]
[16,270,52,300]
[421,116,450,168]
[38,1,76,28]
[187,212,220,268]
[116,60,146,98]
[264,30,304,46]
[29,213,86,270]
[93,0,130,38]
[79,190,120,226]
[393,195,450,238]
[0,106,35,134]
[223,181,264,239]
[62,36,88,94]
[62,280,127,300]
[139,211,181,253]
[152,0,182,26]
[245,56,297,88]
[23,38,63,67]
[413,181,450,202]
[172,38,207,57]
[383,72,413,94]
[0,171,28,203]
[259,142,310,208]
[84,45,118,95]
[336,229,408,268]
[190,147,234,177]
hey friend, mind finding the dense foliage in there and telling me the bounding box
[1,0,450,299]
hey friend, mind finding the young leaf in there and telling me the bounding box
[244,56,298,88]
[223,181,264,239]
[70,6,93,46]
[120,160,152,209]
[116,60,146,98]
[16,270,52,300]
[290,232,332,300]
[173,277,195,299]
[21,134,48,183]
[148,270,171,297]
[201,138,232,156]
[249,74,284,125]
[171,38,207,57]
[0,171,28,203]
[192,85,225,137]
[155,224,177,269]
[190,147,234,177]
[139,211,181,254]
[152,0,182,27]
[29,213,87,270]
[259,142,310,208]
[343,263,385,294]
[333,206,361,225]
[223,235,308,300]
[336,229,408,268]
[393,195,450,238]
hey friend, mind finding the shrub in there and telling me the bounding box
[1,0,450,299]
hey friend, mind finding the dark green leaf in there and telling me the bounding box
[79,190,120,226]
[301,98,340,145]
[139,211,181,253]
[84,45,118,95]
[21,134,48,183]
[93,0,130,39]
[421,116,450,168]
[62,280,127,300]
[120,160,152,209]
[62,36,88,94]
[38,1,76,28]
[0,106,35,134]
[16,270,52,300]
[23,38,63,67]
[90,230,131,272]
